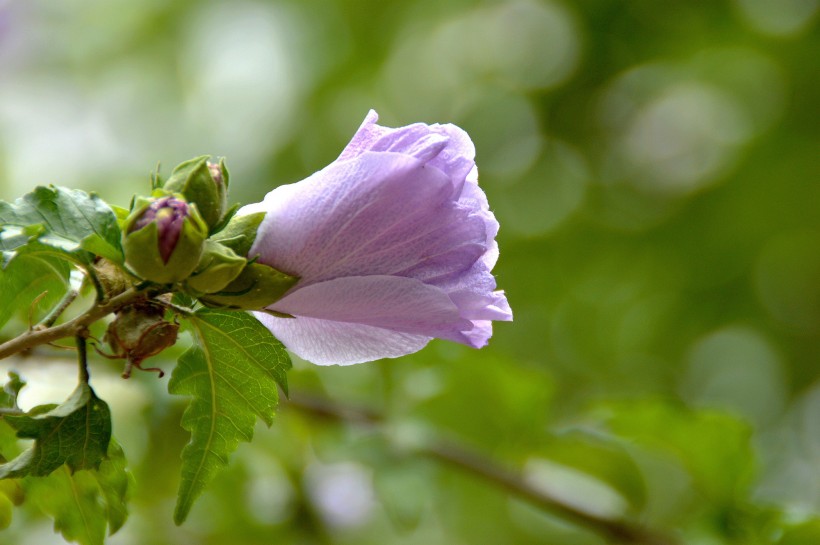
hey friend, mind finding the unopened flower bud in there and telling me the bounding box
[183,240,247,296]
[199,262,298,310]
[123,195,208,284]
[163,156,229,229]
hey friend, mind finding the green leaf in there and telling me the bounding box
[25,439,131,545]
[0,383,112,478]
[598,400,755,505]
[0,372,25,411]
[27,467,106,545]
[539,429,647,512]
[0,185,123,264]
[0,252,70,330]
[0,420,18,464]
[0,491,11,530]
[374,460,430,530]
[94,439,131,535]
[0,225,30,266]
[168,308,291,524]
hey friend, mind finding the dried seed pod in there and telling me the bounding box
[104,302,178,378]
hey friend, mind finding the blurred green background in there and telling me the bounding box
[1,0,819,543]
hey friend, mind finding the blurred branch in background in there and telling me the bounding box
[285,392,679,545]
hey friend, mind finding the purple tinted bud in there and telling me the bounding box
[207,162,223,187]
[130,196,190,263]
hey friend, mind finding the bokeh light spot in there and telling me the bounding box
[305,461,376,529]
[383,0,580,119]
[754,230,820,334]
[621,82,751,194]
[680,326,786,427]
[734,0,819,36]
[180,2,302,170]
[495,140,588,236]
[458,91,543,178]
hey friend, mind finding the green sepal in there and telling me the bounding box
[199,262,298,310]
[163,156,228,229]
[184,240,247,295]
[122,197,208,285]
[111,205,130,222]
[210,211,266,256]
[208,203,240,236]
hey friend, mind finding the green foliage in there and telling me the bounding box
[0,375,129,543]
[25,440,131,545]
[539,429,647,513]
[0,492,11,530]
[0,383,112,478]
[0,253,71,330]
[0,372,24,411]
[0,185,123,265]
[210,211,266,257]
[89,440,131,535]
[778,520,820,544]
[599,400,755,507]
[168,308,291,524]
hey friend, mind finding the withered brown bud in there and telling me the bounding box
[105,302,178,378]
[93,258,133,298]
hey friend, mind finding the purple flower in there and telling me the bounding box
[242,110,512,365]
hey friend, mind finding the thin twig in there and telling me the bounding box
[76,331,89,384]
[285,393,679,545]
[0,286,146,361]
[28,291,50,330]
[38,289,79,329]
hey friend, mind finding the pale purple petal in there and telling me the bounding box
[248,152,484,287]
[448,289,512,323]
[253,313,431,366]
[270,275,473,342]
[339,110,476,192]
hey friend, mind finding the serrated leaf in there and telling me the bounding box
[25,439,131,545]
[0,383,112,478]
[0,185,123,264]
[168,309,291,524]
[0,252,70,330]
